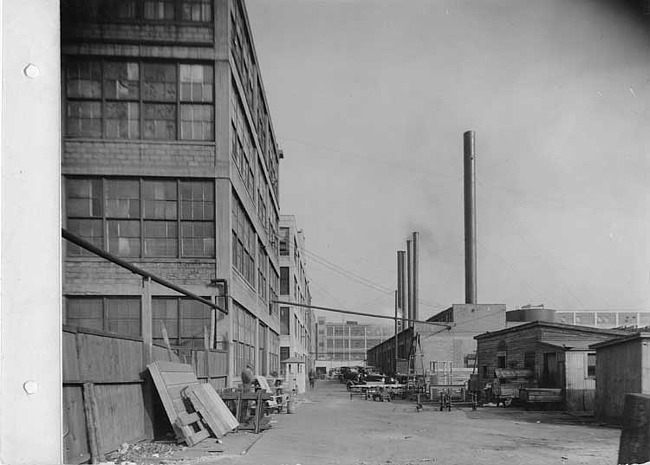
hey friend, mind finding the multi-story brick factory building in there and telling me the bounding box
[60,0,283,386]
[278,215,314,390]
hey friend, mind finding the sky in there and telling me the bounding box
[246,0,650,324]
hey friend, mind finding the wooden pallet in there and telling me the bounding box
[184,383,239,438]
[147,361,210,446]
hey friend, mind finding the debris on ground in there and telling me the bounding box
[104,441,186,464]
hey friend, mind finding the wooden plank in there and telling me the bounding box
[94,384,146,454]
[82,383,101,464]
[185,384,238,438]
[147,361,209,446]
[160,321,174,361]
[63,386,89,465]
[63,331,80,380]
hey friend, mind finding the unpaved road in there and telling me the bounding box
[211,379,620,465]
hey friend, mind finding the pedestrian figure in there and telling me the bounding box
[241,364,254,392]
[308,369,316,390]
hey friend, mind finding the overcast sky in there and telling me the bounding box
[247,0,650,323]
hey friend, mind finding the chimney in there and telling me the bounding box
[463,130,477,304]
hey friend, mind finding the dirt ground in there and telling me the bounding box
[207,378,621,465]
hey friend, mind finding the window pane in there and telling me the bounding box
[66,60,101,98]
[66,297,103,330]
[180,181,214,220]
[153,298,179,340]
[105,102,140,139]
[104,62,140,100]
[106,298,141,337]
[143,180,177,219]
[144,221,178,257]
[142,64,177,101]
[67,178,103,217]
[180,0,211,21]
[180,299,211,347]
[181,221,214,257]
[106,179,140,217]
[66,101,102,138]
[179,65,213,102]
[108,219,141,257]
[143,104,176,139]
[67,219,103,256]
[144,0,175,20]
[180,104,214,140]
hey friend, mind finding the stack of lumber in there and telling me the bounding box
[147,361,239,446]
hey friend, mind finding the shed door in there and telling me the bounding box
[542,352,559,388]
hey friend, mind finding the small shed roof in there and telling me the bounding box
[590,332,650,350]
[474,320,628,340]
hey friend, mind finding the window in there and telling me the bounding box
[258,323,268,375]
[280,346,290,362]
[65,296,141,337]
[66,177,214,258]
[152,297,212,348]
[280,307,290,335]
[279,227,290,256]
[181,0,212,21]
[231,193,256,284]
[587,353,596,379]
[65,59,214,141]
[230,84,255,197]
[280,267,290,295]
[269,266,279,315]
[258,243,268,302]
[78,0,212,22]
[232,303,255,375]
[269,330,280,375]
[524,352,536,370]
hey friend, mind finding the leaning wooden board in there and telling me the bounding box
[184,383,239,438]
[147,361,210,446]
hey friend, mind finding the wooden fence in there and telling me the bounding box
[63,326,228,464]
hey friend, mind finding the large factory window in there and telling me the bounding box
[65,296,141,337]
[66,177,215,258]
[65,59,214,141]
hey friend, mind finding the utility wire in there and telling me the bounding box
[304,247,446,310]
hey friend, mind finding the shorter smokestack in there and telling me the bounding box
[412,231,419,323]
[406,239,413,328]
[397,250,406,329]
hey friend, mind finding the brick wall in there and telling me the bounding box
[63,140,216,172]
[64,259,216,289]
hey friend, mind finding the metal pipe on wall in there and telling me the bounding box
[406,239,413,328]
[412,231,419,323]
[464,130,477,304]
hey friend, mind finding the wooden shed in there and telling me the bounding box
[591,332,650,423]
[475,322,626,411]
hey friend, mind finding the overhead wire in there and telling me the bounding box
[303,247,446,310]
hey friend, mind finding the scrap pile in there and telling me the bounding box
[147,361,243,446]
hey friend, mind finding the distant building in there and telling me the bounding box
[316,317,392,371]
[506,305,650,329]
[278,216,314,384]
[367,303,506,377]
